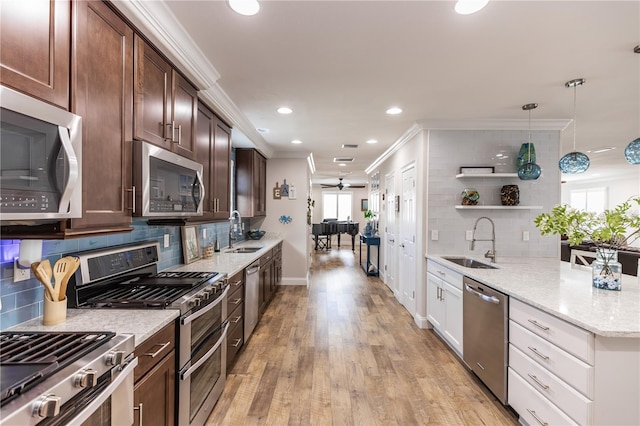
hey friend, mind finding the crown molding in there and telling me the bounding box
[365,123,422,174]
[416,118,572,131]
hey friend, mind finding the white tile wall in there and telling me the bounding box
[427,129,561,259]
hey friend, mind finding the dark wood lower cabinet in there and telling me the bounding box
[133,350,175,426]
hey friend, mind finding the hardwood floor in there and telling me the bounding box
[207,248,518,425]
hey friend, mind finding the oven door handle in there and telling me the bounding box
[65,356,138,426]
[180,322,229,381]
[181,285,229,325]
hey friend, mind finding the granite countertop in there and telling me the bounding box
[8,309,179,347]
[427,255,640,338]
[168,233,283,277]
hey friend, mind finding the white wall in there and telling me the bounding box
[260,158,310,285]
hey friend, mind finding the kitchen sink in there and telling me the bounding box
[442,256,497,269]
[226,246,263,254]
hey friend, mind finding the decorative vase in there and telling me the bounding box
[365,222,373,236]
[500,185,520,206]
[592,248,622,291]
[517,143,536,168]
[461,188,479,206]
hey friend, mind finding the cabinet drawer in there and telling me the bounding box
[510,321,594,397]
[510,298,594,364]
[508,367,578,426]
[510,344,593,423]
[427,259,463,290]
[227,286,244,312]
[134,321,175,382]
[226,317,244,370]
[228,302,244,331]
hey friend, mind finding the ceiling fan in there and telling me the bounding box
[321,178,366,191]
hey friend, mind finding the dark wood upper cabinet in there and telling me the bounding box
[0,0,70,109]
[236,148,267,218]
[66,0,133,234]
[134,35,197,159]
[194,101,231,222]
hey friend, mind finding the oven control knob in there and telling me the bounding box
[105,350,125,366]
[33,394,61,418]
[201,290,210,300]
[190,297,202,307]
[74,369,98,388]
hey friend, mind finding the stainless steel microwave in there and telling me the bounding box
[0,86,82,223]
[132,140,204,217]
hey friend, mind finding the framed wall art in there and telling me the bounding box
[181,225,201,264]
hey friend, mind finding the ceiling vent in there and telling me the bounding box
[341,144,358,149]
[333,157,355,162]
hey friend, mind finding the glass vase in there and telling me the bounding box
[592,249,622,291]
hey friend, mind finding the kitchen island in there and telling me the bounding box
[427,255,640,426]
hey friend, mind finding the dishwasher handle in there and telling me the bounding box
[246,261,260,275]
[464,283,500,304]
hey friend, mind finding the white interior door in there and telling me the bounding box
[399,165,416,315]
[384,173,397,294]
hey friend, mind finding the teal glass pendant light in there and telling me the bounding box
[625,137,640,164]
[559,78,590,174]
[518,103,541,180]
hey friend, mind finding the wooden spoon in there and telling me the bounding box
[33,261,56,301]
[56,256,80,301]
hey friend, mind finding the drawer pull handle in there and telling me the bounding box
[231,338,243,348]
[143,342,171,358]
[231,280,242,287]
[527,374,550,390]
[526,409,548,426]
[230,315,242,324]
[527,346,550,361]
[437,270,446,276]
[232,298,242,305]
[133,403,143,425]
[528,319,550,331]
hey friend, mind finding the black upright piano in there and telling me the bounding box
[312,220,360,251]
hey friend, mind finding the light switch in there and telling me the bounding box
[431,230,439,241]
[466,230,473,241]
[164,234,170,248]
[523,231,530,241]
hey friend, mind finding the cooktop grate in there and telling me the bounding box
[85,285,190,308]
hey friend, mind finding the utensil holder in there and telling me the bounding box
[43,297,67,325]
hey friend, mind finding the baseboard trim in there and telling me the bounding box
[414,314,429,329]
[280,277,308,286]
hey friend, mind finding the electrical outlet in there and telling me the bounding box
[431,230,439,241]
[466,230,473,241]
[13,259,30,282]
[523,231,530,241]
[164,234,170,248]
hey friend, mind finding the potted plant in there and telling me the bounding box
[534,196,640,290]
[364,209,375,236]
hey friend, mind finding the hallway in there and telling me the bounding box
[206,248,518,425]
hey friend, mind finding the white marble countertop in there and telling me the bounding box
[8,309,179,347]
[168,233,283,276]
[427,255,640,338]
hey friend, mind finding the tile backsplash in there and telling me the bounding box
[0,218,252,329]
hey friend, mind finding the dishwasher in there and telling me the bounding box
[244,260,261,341]
[463,276,509,404]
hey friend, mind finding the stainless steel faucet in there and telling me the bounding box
[229,210,241,249]
[471,216,496,263]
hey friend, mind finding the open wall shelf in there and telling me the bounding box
[455,205,543,210]
[456,173,519,179]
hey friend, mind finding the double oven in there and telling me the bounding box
[65,241,229,426]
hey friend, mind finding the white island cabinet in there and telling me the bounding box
[426,259,463,356]
[426,255,640,425]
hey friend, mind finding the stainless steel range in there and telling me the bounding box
[0,331,137,425]
[65,241,229,426]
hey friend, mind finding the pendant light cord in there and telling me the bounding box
[527,108,532,161]
[572,84,577,151]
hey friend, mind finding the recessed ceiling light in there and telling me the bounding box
[338,163,346,167]
[228,0,260,16]
[366,139,378,144]
[256,128,269,133]
[386,107,402,115]
[277,107,293,114]
[291,139,302,144]
[454,0,489,15]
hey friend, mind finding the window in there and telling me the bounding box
[322,191,353,221]
[569,187,607,214]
